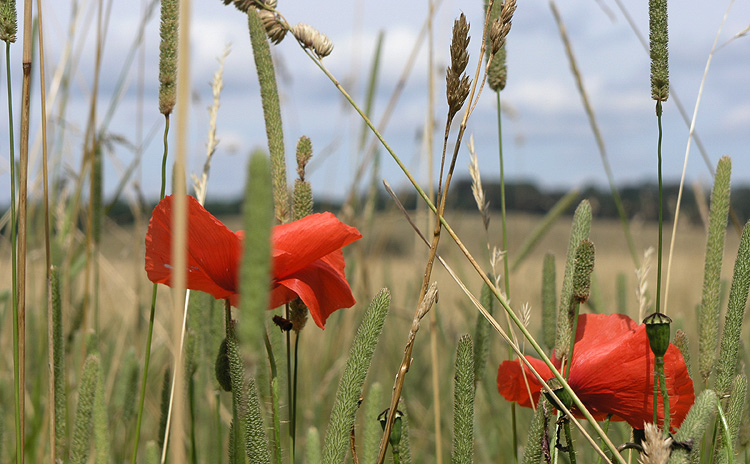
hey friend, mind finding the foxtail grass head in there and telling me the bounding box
[0,0,16,43]
[649,0,669,102]
[158,0,179,115]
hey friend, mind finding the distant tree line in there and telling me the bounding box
[103,178,750,225]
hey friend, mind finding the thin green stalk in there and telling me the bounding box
[564,421,577,464]
[285,305,295,462]
[292,330,301,464]
[594,415,612,464]
[262,331,282,464]
[161,115,170,199]
[564,302,580,382]
[656,100,664,313]
[496,88,517,464]
[130,113,170,464]
[6,38,21,464]
[656,359,670,432]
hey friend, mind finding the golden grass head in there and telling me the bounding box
[446,13,471,120]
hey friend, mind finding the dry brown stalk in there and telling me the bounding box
[161,0,192,462]
[17,1,34,461]
[375,283,438,464]
[36,0,54,460]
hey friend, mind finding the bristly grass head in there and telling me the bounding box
[639,423,672,464]
[649,0,669,102]
[446,13,471,122]
[0,0,16,43]
[158,0,178,115]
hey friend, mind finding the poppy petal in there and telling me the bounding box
[145,195,241,300]
[497,357,552,408]
[570,314,695,429]
[568,314,694,431]
[497,314,694,432]
[271,257,356,329]
[272,212,361,278]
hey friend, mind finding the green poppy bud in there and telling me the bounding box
[643,312,672,357]
[378,408,404,448]
[544,377,573,411]
[215,338,232,391]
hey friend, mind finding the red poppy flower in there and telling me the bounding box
[497,313,694,431]
[145,195,362,329]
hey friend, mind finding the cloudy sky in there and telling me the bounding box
[2,0,749,204]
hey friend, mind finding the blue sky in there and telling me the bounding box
[2,0,749,204]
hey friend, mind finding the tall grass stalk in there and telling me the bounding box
[3,14,20,464]
[548,0,639,268]
[160,0,192,461]
[131,0,178,458]
[34,1,55,459]
[663,5,731,313]
[17,0,33,461]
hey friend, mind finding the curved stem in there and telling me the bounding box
[656,100,664,313]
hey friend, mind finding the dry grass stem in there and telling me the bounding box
[636,247,654,322]
[662,2,732,314]
[193,45,229,204]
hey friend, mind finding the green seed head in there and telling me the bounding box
[644,312,672,357]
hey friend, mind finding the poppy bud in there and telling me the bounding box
[378,408,404,448]
[215,338,232,391]
[544,377,573,411]
[643,312,672,357]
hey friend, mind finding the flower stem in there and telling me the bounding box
[130,113,170,464]
[285,304,295,461]
[292,330,301,463]
[6,38,21,464]
[564,302,581,383]
[656,357,670,432]
[564,421,577,464]
[656,100,664,314]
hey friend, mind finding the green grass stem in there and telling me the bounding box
[656,100,664,314]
